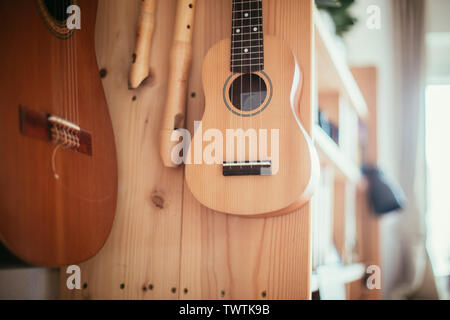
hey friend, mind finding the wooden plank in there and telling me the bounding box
[314,8,368,119]
[351,67,381,300]
[333,180,346,260]
[179,0,313,300]
[60,0,184,299]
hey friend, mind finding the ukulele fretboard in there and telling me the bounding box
[231,0,264,73]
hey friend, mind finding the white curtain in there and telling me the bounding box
[391,0,438,299]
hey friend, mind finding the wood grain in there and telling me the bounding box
[0,0,117,267]
[60,0,314,300]
[60,0,184,299]
[179,0,314,299]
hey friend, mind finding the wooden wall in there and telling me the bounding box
[60,0,314,300]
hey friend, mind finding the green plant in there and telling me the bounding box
[316,0,358,36]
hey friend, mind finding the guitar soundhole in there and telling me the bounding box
[42,0,72,23]
[229,73,267,112]
[37,0,75,38]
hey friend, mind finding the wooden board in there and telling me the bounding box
[350,67,381,300]
[179,0,313,300]
[333,180,346,260]
[60,0,184,299]
[61,0,313,300]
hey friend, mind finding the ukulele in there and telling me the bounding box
[185,0,319,216]
[0,0,117,266]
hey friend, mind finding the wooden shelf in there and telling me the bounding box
[313,125,362,182]
[314,8,368,119]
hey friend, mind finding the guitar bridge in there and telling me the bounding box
[222,161,272,176]
[19,105,92,155]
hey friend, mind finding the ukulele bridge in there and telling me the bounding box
[19,105,92,155]
[222,161,272,176]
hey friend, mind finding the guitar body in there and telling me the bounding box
[0,0,117,266]
[185,36,319,216]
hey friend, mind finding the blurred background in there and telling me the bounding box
[311,0,449,300]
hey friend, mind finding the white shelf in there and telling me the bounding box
[314,8,368,119]
[311,263,366,293]
[313,125,362,183]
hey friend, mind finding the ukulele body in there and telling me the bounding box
[185,35,319,217]
[0,0,117,266]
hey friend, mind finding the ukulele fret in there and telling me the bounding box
[231,0,263,73]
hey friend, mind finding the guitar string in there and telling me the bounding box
[62,1,67,122]
[66,5,74,122]
[71,1,76,125]
[51,0,63,179]
[62,0,67,122]
[71,0,75,124]
[70,4,76,125]
[67,0,74,126]
[57,0,63,121]
[64,2,69,123]
[53,0,59,119]
[72,0,79,125]
[75,11,79,125]
[68,5,73,123]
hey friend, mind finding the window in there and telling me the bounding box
[425,85,450,276]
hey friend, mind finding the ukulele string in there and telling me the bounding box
[247,0,252,197]
[240,0,243,164]
[258,0,263,164]
[230,0,235,164]
[249,0,253,163]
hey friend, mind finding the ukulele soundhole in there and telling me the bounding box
[229,73,267,112]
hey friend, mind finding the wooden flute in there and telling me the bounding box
[129,0,157,89]
[160,0,196,167]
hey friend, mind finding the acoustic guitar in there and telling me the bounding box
[0,0,117,266]
[185,0,319,216]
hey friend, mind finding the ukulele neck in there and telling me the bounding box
[231,0,264,73]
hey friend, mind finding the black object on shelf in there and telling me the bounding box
[318,109,340,145]
[318,109,331,136]
[329,123,339,145]
[363,166,405,215]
